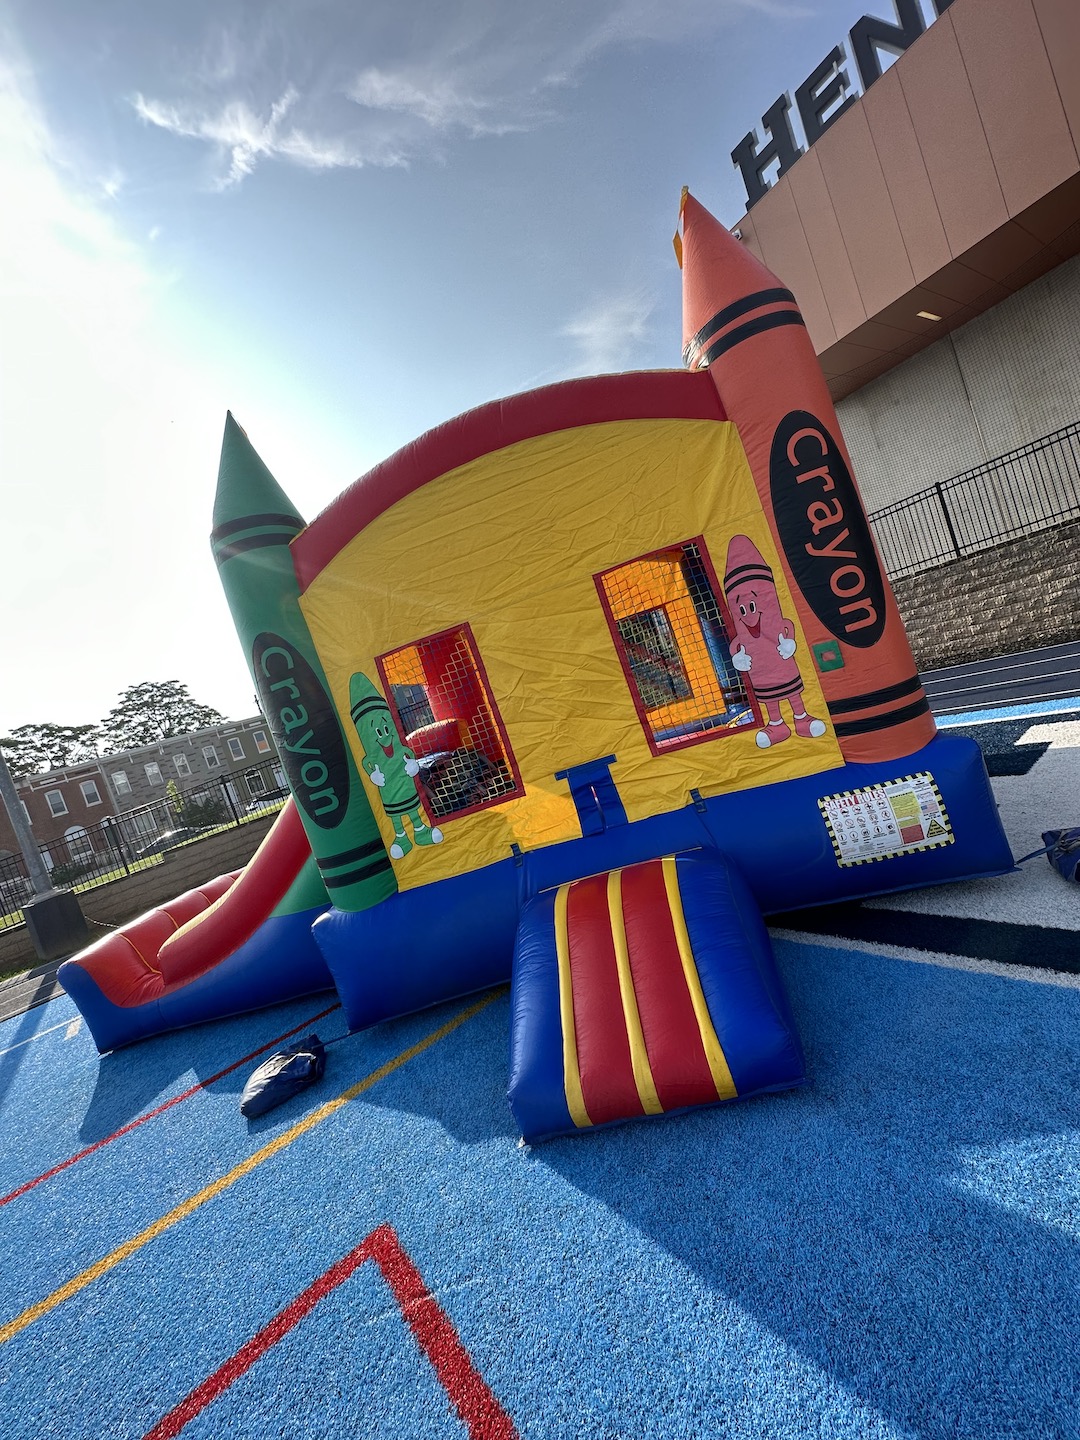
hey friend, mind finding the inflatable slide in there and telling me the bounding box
[58,800,332,1053]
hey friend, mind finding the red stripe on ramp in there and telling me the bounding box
[565,874,644,1126]
[143,1225,516,1440]
[620,861,718,1109]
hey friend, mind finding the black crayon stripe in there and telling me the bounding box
[322,857,395,888]
[682,288,797,366]
[351,697,390,722]
[832,697,932,736]
[697,309,805,368]
[381,796,422,817]
[318,838,389,870]
[723,564,774,587]
[750,679,805,699]
[213,530,298,562]
[827,675,925,717]
[210,513,303,542]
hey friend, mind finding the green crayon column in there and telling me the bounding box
[211,412,396,912]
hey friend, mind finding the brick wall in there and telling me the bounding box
[893,518,1080,671]
[0,814,279,975]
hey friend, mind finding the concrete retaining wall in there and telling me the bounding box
[893,518,1080,671]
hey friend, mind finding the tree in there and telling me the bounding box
[98,682,225,751]
[0,723,101,778]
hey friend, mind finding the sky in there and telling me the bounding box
[0,0,910,737]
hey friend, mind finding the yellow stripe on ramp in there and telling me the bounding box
[661,857,737,1101]
[606,870,663,1115]
[554,883,592,1130]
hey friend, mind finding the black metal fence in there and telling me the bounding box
[869,421,1080,579]
[0,757,289,932]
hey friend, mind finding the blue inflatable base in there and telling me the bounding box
[59,907,334,1053]
[315,733,1013,1032]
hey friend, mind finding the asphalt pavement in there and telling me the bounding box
[920,639,1080,716]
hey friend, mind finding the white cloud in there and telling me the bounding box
[132,85,394,188]
[561,289,656,376]
[0,56,155,335]
[347,67,534,137]
[125,0,809,190]
[579,0,810,55]
[0,52,257,732]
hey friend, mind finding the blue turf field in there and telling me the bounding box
[3,924,1080,1439]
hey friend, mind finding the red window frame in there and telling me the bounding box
[375,622,525,823]
[594,536,761,757]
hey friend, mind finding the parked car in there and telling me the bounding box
[132,827,211,861]
[244,786,290,814]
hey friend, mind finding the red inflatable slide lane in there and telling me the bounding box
[68,801,314,1010]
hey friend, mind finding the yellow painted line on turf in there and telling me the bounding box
[0,993,497,1348]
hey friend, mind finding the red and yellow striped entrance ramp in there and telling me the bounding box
[508,850,805,1142]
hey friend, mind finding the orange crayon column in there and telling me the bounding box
[675,190,935,765]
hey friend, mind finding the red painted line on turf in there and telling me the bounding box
[0,1003,341,1207]
[143,1224,517,1440]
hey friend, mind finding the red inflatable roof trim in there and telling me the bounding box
[291,370,726,592]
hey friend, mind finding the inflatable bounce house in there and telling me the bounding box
[60,192,1014,1140]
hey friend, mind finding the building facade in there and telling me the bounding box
[8,762,118,862]
[727,0,1080,516]
[0,717,284,877]
[97,716,283,822]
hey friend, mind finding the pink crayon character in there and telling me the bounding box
[723,535,827,749]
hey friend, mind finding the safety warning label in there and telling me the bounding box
[819,772,954,867]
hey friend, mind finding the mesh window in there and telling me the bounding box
[615,610,692,709]
[596,539,757,753]
[378,625,523,820]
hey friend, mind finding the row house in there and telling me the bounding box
[0,717,285,883]
[0,761,118,876]
[100,716,285,823]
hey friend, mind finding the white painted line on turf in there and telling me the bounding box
[0,1018,82,1058]
[771,927,1080,990]
[925,641,1080,676]
[65,1018,82,1040]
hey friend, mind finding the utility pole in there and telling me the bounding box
[0,746,89,961]
[0,748,53,895]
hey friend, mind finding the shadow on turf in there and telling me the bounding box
[529,944,1080,1438]
[0,988,65,1110]
[75,997,349,1143]
[75,993,516,1146]
[290,991,520,1146]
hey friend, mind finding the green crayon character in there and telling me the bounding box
[349,674,444,860]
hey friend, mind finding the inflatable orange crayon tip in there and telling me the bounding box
[673,186,689,267]
[678,190,936,766]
